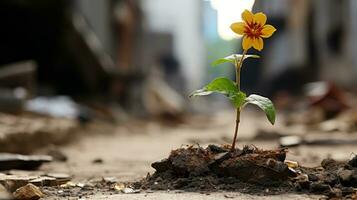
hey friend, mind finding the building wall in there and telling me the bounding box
[75,0,114,57]
[142,0,205,90]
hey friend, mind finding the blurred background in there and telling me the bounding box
[1,1,357,198]
[0,0,357,167]
[0,0,356,117]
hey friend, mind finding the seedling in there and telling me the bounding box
[190,10,277,151]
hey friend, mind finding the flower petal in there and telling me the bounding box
[252,37,264,51]
[261,25,276,38]
[230,22,246,35]
[241,10,254,24]
[254,12,267,25]
[242,36,253,50]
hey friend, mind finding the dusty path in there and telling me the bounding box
[33,111,357,199]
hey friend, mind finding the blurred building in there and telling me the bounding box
[254,0,357,96]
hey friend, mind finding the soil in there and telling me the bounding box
[7,111,357,199]
[137,145,357,199]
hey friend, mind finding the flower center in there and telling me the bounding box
[244,22,263,39]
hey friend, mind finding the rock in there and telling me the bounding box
[284,160,299,169]
[323,173,339,186]
[308,174,319,182]
[0,175,34,192]
[0,153,52,171]
[29,176,57,186]
[13,183,44,200]
[207,145,228,153]
[337,169,353,182]
[296,180,311,190]
[121,187,140,194]
[294,174,311,190]
[321,158,339,170]
[279,136,302,147]
[151,159,171,173]
[103,177,118,183]
[348,155,357,167]
[92,158,103,164]
[46,173,71,185]
[0,172,71,192]
[267,158,297,177]
[310,182,330,193]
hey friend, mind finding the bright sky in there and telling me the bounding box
[210,0,255,40]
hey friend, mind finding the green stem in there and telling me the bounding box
[231,50,247,151]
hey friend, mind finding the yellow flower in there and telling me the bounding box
[230,10,276,51]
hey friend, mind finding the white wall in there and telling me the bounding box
[142,0,205,90]
[75,0,113,56]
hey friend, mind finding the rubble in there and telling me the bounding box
[12,183,44,200]
[0,113,79,154]
[0,154,52,171]
[140,145,295,192]
[0,171,71,192]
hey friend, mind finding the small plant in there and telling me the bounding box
[190,10,277,151]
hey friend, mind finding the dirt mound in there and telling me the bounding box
[293,157,357,199]
[138,145,296,194]
[137,145,357,198]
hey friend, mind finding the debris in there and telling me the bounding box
[29,177,57,187]
[321,158,341,171]
[0,172,71,192]
[305,82,349,119]
[151,159,171,173]
[60,182,77,188]
[318,119,351,132]
[337,169,354,182]
[0,153,52,171]
[121,187,140,194]
[348,155,357,167]
[207,145,228,153]
[25,96,80,120]
[280,136,357,147]
[103,177,118,184]
[294,174,310,190]
[309,182,330,193]
[223,194,234,198]
[147,145,293,189]
[113,183,140,194]
[279,136,302,147]
[0,113,79,154]
[12,183,44,200]
[285,160,299,169]
[113,183,125,191]
[92,158,103,164]
[46,173,71,185]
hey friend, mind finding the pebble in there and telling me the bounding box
[13,183,44,200]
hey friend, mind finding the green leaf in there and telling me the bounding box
[212,54,260,67]
[244,94,276,125]
[190,77,246,108]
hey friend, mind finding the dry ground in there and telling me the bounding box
[32,110,357,199]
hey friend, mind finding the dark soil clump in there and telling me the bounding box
[138,145,357,198]
[139,145,296,194]
[293,156,357,199]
